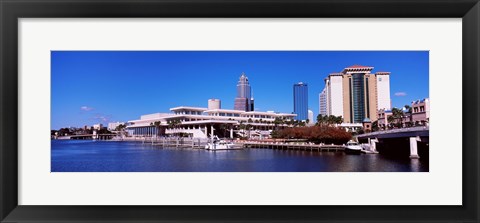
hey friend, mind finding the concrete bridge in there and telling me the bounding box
[56,134,117,140]
[357,126,429,159]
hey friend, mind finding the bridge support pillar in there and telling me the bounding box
[409,136,421,159]
[369,138,378,152]
[210,126,214,140]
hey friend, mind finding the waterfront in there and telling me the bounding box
[51,140,428,172]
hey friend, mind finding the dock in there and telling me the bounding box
[241,141,345,152]
[110,137,346,152]
[112,137,209,149]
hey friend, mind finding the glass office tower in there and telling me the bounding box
[293,82,308,121]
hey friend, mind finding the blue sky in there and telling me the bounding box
[51,51,429,130]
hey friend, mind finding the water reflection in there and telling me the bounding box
[51,140,428,172]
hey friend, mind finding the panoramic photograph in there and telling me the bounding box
[51,51,429,172]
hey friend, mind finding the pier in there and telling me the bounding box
[118,137,210,149]
[242,141,345,152]
[112,137,345,152]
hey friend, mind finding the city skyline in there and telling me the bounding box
[51,51,429,129]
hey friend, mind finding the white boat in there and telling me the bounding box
[345,141,362,154]
[205,137,242,150]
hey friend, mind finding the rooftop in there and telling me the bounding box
[347,64,373,69]
[170,106,208,111]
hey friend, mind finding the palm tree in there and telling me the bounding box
[168,119,181,129]
[152,121,161,137]
[246,124,252,138]
[115,124,126,131]
[334,116,343,124]
[387,115,395,129]
[372,120,379,132]
[404,105,412,113]
[391,108,404,128]
[274,117,282,130]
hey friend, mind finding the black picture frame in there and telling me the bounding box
[1,0,479,222]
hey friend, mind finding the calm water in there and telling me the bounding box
[51,140,428,172]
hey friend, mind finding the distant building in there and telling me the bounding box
[108,122,124,131]
[376,98,429,130]
[362,118,372,132]
[322,65,391,123]
[319,88,327,116]
[208,99,221,110]
[93,124,103,130]
[377,109,392,130]
[308,110,314,125]
[234,73,254,112]
[293,82,308,121]
[411,98,430,125]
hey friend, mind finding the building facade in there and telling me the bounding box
[234,73,254,111]
[377,98,429,129]
[319,88,327,116]
[411,98,430,125]
[308,110,314,125]
[107,122,124,131]
[208,99,221,110]
[377,108,392,130]
[322,65,391,123]
[92,124,103,130]
[126,101,296,139]
[293,82,308,121]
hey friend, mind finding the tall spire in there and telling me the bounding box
[234,72,253,111]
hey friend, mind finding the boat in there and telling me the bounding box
[345,141,362,154]
[205,140,242,150]
[205,137,242,150]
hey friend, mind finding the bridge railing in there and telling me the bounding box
[357,126,429,138]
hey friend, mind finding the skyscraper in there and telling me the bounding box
[234,72,254,111]
[308,110,314,124]
[319,88,327,116]
[322,65,391,123]
[293,82,308,121]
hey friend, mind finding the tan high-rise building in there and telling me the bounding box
[321,65,391,123]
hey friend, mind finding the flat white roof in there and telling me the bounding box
[182,120,238,125]
[170,106,208,111]
[205,109,245,114]
[243,111,296,116]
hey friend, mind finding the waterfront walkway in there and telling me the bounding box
[242,141,345,152]
[112,137,346,152]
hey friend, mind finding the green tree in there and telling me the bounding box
[150,121,162,136]
[115,124,126,131]
[391,107,405,128]
[245,124,253,138]
[387,115,395,129]
[404,105,412,113]
[372,120,379,132]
